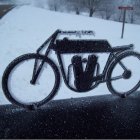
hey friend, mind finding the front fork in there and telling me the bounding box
[30,30,60,85]
[30,44,52,85]
[30,58,45,85]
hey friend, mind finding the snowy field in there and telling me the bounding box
[0,6,140,105]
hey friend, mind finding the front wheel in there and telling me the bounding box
[106,51,140,98]
[2,53,60,109]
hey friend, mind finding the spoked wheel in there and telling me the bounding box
[106,51,140,98]
[2,53,60,109]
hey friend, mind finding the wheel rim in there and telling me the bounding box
[108,54,140,95]
[5,55,59,106]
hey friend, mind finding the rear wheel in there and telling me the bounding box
[2,53,60,109]
[106,51,140,98]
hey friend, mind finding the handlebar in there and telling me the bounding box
[59,30,95,36]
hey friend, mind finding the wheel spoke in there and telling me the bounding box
[110,75,123,81]
[118,61,128,71]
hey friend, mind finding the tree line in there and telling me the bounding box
[47,0,140,24]
[0,0,140,24]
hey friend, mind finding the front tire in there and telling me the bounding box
[2,53,60,109]
[106,51,140,98]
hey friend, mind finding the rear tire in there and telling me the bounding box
[106,51,140,98]
[2,53,60,109]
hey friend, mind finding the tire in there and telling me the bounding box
[2,53,60,109]
[106,51,140,98]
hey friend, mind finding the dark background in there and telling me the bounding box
[0,92,140,139]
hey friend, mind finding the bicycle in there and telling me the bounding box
[2,29,140,109]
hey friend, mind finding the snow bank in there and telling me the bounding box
[0,6,140,104]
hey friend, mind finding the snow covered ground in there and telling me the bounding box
[0,6,140,105]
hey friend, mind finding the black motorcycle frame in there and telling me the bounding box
[30,29,134,93]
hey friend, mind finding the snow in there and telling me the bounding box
[0,5,140,105]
